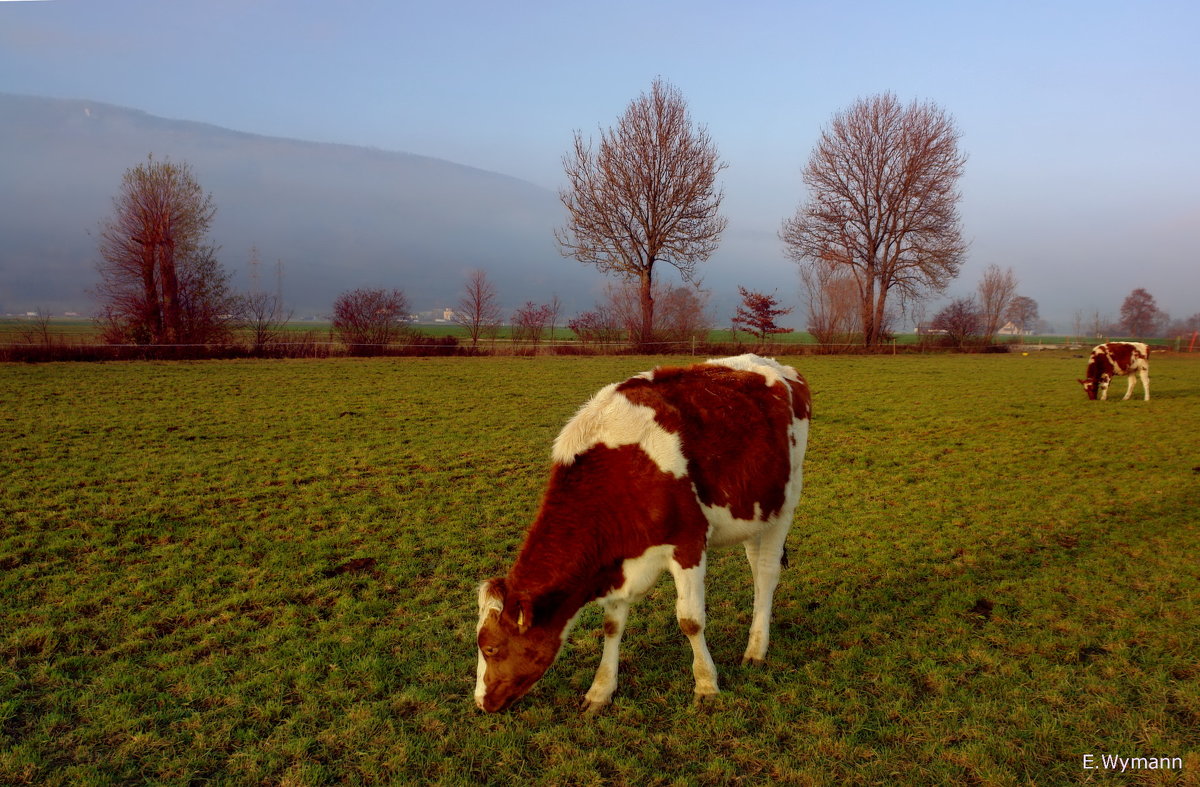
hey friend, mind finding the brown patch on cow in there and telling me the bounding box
[617,364,796,522]
[511,443,712,599]
[787,378,812,420]
[603,618,620,637]
[1085,349,1115,382]
[1104,342,1136,369]
[678,617,702,637]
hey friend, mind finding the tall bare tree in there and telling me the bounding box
[556,78,727,346]
[96,155,227,344]
[454,269,502,349]
[781,93,967,347]
[977,264,1018,338]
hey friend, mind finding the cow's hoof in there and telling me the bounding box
[741,655,766,666]
[579,696,610,716]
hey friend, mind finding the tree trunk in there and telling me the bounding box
[140,244,163,343]
[638,266,655,348]
[860,275,878,347]
[158,237,181,344]
[872,287,890,346]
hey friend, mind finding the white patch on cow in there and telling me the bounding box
[474,582,504,707]
[704,353,799,387]
[599,545,676,603]
[550,383,686,477]
[702,501,767,548]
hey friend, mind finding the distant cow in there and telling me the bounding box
[1078,341,1150,400]
[474,355,810,713]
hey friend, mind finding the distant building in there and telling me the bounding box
[997,321,1032,336]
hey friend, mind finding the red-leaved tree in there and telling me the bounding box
[732,287,793,343]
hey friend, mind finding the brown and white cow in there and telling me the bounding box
[1078,341,1150,400]
[475,354,810,713]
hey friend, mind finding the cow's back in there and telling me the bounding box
[551,354,809,541]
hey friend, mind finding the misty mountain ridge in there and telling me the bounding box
[1,93,619,318]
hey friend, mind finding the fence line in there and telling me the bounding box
[4,332,1193,363]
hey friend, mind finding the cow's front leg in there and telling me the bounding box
[669,555,719,701]
[741,518,790,664]
[581,600,628,713]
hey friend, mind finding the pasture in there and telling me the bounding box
[2,352,1197,785]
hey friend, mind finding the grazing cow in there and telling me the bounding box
[1078,341,1150,400]
[475,354,810,713]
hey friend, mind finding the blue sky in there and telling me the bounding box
[2,0,1198,326]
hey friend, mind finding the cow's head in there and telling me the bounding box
[474,579,562,712]
[1078,375,1108,400]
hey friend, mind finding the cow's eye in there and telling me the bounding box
[482,645,499,658]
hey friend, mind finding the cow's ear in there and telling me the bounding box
[503,594,534,634]
[478,578,506,620]
[1077,379,1086,387]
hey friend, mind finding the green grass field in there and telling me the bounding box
[2,352,1197,784]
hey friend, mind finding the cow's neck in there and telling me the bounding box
[506,509,614,631]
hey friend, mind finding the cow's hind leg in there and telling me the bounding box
[1139,368,1150,400]
[1123,374,1137,400]
[581,600,629,713]
[741,517,791,664]
[669,554,719,701]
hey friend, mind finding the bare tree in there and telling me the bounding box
[977,264,1018,338]
[17,308,54,347]
[800,261,859,345]
[96,154,229,345]
[655,284,712,346]
[454,269,502,349]
[1120,288,1161,337]
[237,290,291,354]
[568,307,622,348]
[1089,311,1113,339]
[332,287,410,355]
[546,294,562,344]
[511,301,554,349]
[932,296,983,347]
[556,78,728,347]
[781,93,967,347]
[732,287,793,344]
[236,247,291,353]
[597,279,709,346]
[1004,295,1039,336]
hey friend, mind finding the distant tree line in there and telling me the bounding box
[18,82,1192,361]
